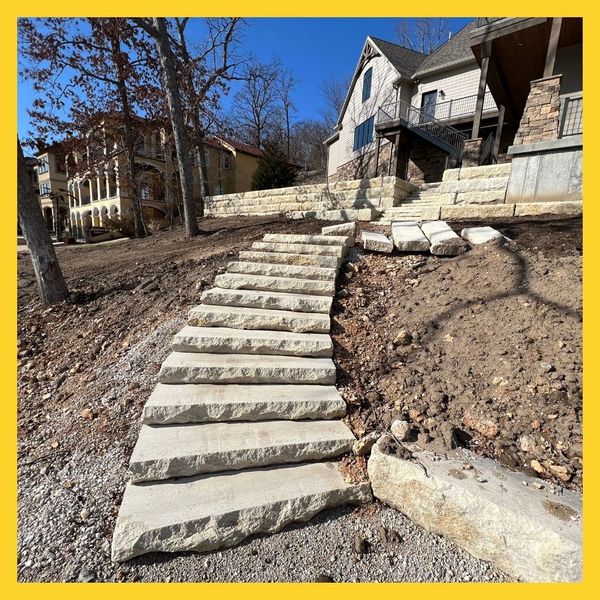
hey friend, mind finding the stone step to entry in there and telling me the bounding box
[200,287,333,314]
[172,325,333,357]
[129,419,356,482]
[158,352,337,384]
[262,233,353,247]
[112,462,372,562]
[251,241,347,257]
[142,383,347,424]
[226,261,337,281]
[214,272,336,296]
[238,250,341,269]
[188,304,330,333]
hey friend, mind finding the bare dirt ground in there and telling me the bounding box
[334,219,582,491]
[17,215,580,583]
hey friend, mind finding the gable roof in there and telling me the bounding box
[368,37,427,77]
[412,21,478,78]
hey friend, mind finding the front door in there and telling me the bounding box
[420,90,437,122]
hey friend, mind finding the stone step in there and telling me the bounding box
[200,287,333,314]
[159,352,337,384]
[391,221,431,252]
[142,383,347,424]
[226,261,337,282]
[421,220,468,256]
[262,233,353,247]
[238,250,341,269]
[361,231,393,253]
[188,304,330,333]
[251,241,347,257]
[129,420,356,482]
[112,462,372,561]
[214,273,336,297]
[173,325,333,357]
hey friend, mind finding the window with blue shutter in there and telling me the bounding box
[353,116,375,151]
[362,67,373,102]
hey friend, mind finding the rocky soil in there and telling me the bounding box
[17,215,509,583]
[334,218,582,491]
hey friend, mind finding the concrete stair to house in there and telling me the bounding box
[379,182,451,223]
[111,231,371,562]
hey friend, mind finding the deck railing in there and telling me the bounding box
[559,93,583,137]
[429,91,496,121]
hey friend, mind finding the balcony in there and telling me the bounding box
[559,93,582,138]
[425,92,496,122]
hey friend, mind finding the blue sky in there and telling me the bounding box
[17,17,471,139]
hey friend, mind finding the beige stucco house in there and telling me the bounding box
[33,144,69,235]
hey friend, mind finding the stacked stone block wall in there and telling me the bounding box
[513,76,562,145]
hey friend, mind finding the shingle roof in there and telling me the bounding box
[369,37,427,77]
[412,21,478,77]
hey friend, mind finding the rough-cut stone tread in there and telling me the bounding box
[112,462,372,562]
[129,419,356,482]
[200,287,333,314]
[238,250,340,269]
[142,383,347,424]
[262,233,353,247]
[173,325,333,357]
[159,352,336,384]
[226,261,337,282]
[214,272,335,296]
[188,304,330,333]
[251,241,346,257]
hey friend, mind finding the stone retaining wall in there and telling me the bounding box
[205,176,416,218]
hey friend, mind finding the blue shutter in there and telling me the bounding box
[362,68,373,102]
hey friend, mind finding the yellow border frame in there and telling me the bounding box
[4,3,595,596]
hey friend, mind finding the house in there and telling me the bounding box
[33,143,69,235]
[326,17,582,201]
[60,116,262,239]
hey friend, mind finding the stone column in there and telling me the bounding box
[513,75,562,145]
[96,174,102,200]
[105,171,111,198]
[462,138,482,167]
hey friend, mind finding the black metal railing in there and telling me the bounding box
[479,132,496,165]
[377,98,468,166]
[559,94,583,137]
[430,91,496,121]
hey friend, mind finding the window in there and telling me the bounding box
[39,183,51,197]
[38,156,49,174]
[222,153,232,169]
[353,116,375,151]
[362,67,373,102]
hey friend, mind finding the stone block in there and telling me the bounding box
[459,163,512,179]
[391,221,431,252]
[214,272,336,297]
[461,226,510,245]
[226,261,337,282]
[361,231,393,253]
[513,201,582,218]
[321,222,356,237]
[441,204,515,221]
[442,168,460,182]
[420,220,468,256]
[455,190,507,205]
[368,439,582,582]
[420,206,441,221]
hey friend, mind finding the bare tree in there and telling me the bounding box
[275,68,297,159]
[232,59,280,148]
[17,138,69,305]
[134,17,199,236]
[320,75,350,129]
[290,119,330,172]
[395,18,451,54]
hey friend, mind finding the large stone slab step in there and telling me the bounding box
[238,250,341,269]
[142,383,347,424]
[226,261,337,282]
[262,233,353,247]
[173,325,332,357]
[129,419,356,482]
[421,220,468,257]
[214,272,335,297]
[112,462,372,561]
[251,241,346,257]
[200,287,333,314]
[391,221,431,252]
[188,304,330,333]
[159,352,336,384]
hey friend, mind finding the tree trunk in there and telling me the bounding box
[153,17,199,237]
[17,139,69,305]
[110,35,146,238]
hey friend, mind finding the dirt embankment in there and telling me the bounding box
[333,219,582,490]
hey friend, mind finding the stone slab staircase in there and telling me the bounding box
[379,182,452,223]
[111,231,372,562]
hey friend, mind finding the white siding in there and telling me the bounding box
[327,138,340,177]
[335,45,399,170]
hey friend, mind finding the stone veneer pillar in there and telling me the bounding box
[462,138,482,167]
[513,75,562,145]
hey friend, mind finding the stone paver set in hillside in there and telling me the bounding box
[111,227,372,562]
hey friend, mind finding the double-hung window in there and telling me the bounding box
[39,183,51,197]
[38,156,49,174]
[353,116,375,151]
[362,68,373,102]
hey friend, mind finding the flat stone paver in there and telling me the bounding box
[251,241,347,257]
[262,233,353,247]
[129,420,356,482]
[142,383,347,424]
[238,250,341,269]
[361,231,393,253]
[321,222,356,236]
[214,272,336,296]
[226,261,337,281]
[391,221,431,252]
